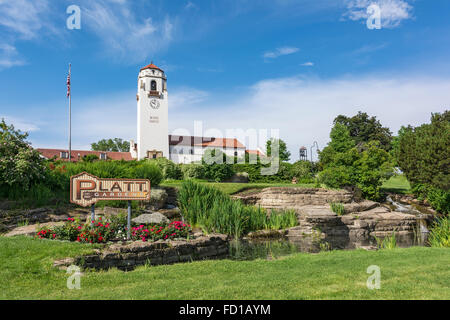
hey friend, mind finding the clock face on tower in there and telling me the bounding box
[150,98,160,109]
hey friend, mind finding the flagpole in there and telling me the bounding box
[68,63,72,163]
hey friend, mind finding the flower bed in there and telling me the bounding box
[131,221,192,242]
[35,217,192,244]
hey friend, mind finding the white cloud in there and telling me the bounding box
[170,87,209,109]
[0,43,25,69]
[300,62,314,67]
[0,115,40,133]
[82,1,174,63]
[0,0,58,70]
[263,47,299,60]
[0,0,55,40]
[344,0,413,28]
[168,75,450,161]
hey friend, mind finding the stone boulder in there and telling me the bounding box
[4,222,65,237]
[226,172,249,183]
[146,188,168,210]
[132,213,169,225]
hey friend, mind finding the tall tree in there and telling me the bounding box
[319,123,393,201]
[91,138,130,152]
[0,119,46,190]
[334,112,393,151]
[397,111,449,191]
[266,138,291,162]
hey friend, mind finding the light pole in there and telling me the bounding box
[310,141,319,162]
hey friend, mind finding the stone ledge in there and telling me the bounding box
[54,234,230,271]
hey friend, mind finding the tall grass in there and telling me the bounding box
[330,202,345,216]
[428,217,450,248]
[178,181,298,238]
[375,231,397,249]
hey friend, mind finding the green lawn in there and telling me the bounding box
[1,236,449,300]
[161,180,315,195]
[381,175,412,194]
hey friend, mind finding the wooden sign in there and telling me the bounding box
[70,172,151,207]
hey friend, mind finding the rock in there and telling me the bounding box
[4,222,65,237]
[101,207,127,216]
[146,188,168,210]
[158,208,181,219]
[132,213,169,225]
[343,200,379,214]
[233,187,354,209]
[226,172,249,183]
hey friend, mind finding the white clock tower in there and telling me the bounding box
[136,62,169,160]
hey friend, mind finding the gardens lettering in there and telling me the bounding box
[76,180,148,200]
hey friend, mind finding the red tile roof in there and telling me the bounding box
[37,149,134,162]
[246,149,265,156]
[140,62,164,72]
[169,135,246,149]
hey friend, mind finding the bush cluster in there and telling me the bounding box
[318,123,394,201]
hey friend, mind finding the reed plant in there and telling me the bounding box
[375,231,397,249]
[330,202,345,216]
[178,181,298,238]
[428,216,450,248]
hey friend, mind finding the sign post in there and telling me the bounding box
[127,200,132,240]
[70,172,151,235]
[91,204,95,224]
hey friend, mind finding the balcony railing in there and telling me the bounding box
[148,90,160,97]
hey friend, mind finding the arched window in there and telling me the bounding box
[151,80,157,91]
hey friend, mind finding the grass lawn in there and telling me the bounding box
[381,175,412,194]
[1,236,449,300]
[161,180,315,195]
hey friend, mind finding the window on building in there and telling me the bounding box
[153,154,157,159]
[179,149,184,155]
[60,151,69,159]
[190,149,194,155]
[234,151,238,157]
[100,153,107,160]
[151,80,157,91]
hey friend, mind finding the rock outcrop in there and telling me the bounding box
[233,187,354,208]
[234,187,432,249]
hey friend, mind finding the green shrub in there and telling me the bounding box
[53,218,82,241]
[129,162,163,185]
[428,217,450,248]
[150,158,182,180]
[0,119,46,191]
[82,154,99,162]
[178,181,298,238]
[426,187,450,214]
[319,123,393,201]
[412,184,450,214]
[202,150,234,182]
[290,161,315,183]
[181,163,205,179]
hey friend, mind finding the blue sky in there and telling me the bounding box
[0,0,449,161]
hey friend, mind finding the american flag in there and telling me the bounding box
[67,66,71,98]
